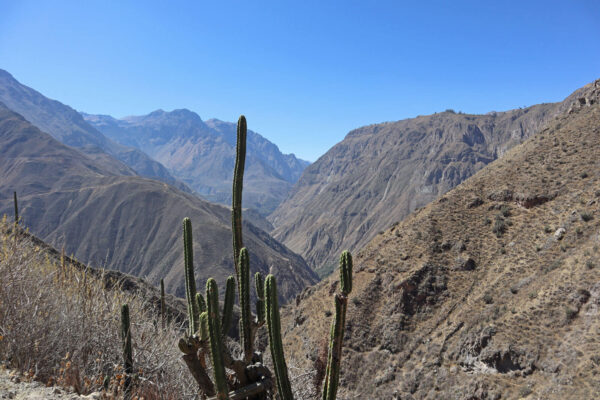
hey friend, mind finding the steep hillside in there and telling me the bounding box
[0,105,317,302]
[270,93,585,275]
[0,69,189,191]
[281,80,600,399]
[83,110,309,215]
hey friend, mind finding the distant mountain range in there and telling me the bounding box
[0,74,317,302]
[0,69,189,192]
[270,91,582,275]
[83,109,309,215]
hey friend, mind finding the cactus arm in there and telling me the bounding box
[120,304,133,400]
[196,292,207,313]
[183,218,199,335]
[254,272,265,325]
[206,278,230,399]
[232,115,247,270]
[265,275,294,400]
[222,275,236,335]
[340,250,353,295]
[238,248,253,362]
[322,251,353,400]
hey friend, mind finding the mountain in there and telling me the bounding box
[83,109,310,215]
[0,69,190,192]
[0,103,317,302]
[270,91,585,275]
[280,80,600,399]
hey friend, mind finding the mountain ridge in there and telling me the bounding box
[83,109,309,215]
[0,69,190,192]
[0,104,317,302]
[270,86,585,274]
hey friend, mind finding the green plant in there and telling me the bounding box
[581,211,593,222]
[13,191,18,225]
[121,304,133,400]
[160,279,166,329]
[177,116,353,399]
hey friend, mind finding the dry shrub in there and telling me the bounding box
[0,217,195,398]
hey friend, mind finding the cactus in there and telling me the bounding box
[196,292,207,313]
[222,275,235,335]
[238,247,253,362]
[265,275,293,400]
[232,115,247,270]
[255,272,265,324]
[183,217,199,336]
[322,252,353,400]
[160,279,166,329]
[120,304,133,400]
[206,278,229,399]
[13,191,18,225]
[178,115,354,399]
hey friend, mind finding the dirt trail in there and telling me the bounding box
[0,368,100,400]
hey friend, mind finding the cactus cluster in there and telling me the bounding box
[175,115,352,399]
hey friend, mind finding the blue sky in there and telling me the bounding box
[1,1,599,161]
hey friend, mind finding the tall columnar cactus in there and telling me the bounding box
[183,217,199,336]
[206,278,229,399]
[121,304,133,400]
[255,272,265,325]
[265,275,293,400]
[221,275,235,335]
[232,115,247,270]
[160,279,166,329]
[13,191,18,225]
[322,251,353,400]
[238,247,253,362]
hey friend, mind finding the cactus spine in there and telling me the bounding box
[232,115,247,270]
[183,217,199,336]
[160,279,166,329]
[121,304,133,400]
[206,278,229,399]
[222,275,235,335]
[255,272,265,325]
[322,251,353,400]
[265,275,293,400]
[13,191,18,225]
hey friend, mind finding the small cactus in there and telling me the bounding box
[206,278,229,399]
[120,304,133,400]
[160,279,166,329]
[196,292,207,313]
[13,191,18,225]
[221,275,235,335]
[265,274,293,400]
[322,251,353,400]
[255,271,265,324]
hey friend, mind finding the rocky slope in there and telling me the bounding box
[269,90,588,275]
[83,110,309,215]
[0,104,317,302]
[280,80,600,399]
[0,69,189,191]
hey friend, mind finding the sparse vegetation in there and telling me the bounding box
[0,217,193,398]
[581,211,593,222]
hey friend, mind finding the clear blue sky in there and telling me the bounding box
[1,1,599,161]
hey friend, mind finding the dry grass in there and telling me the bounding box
[0,216,195,399]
